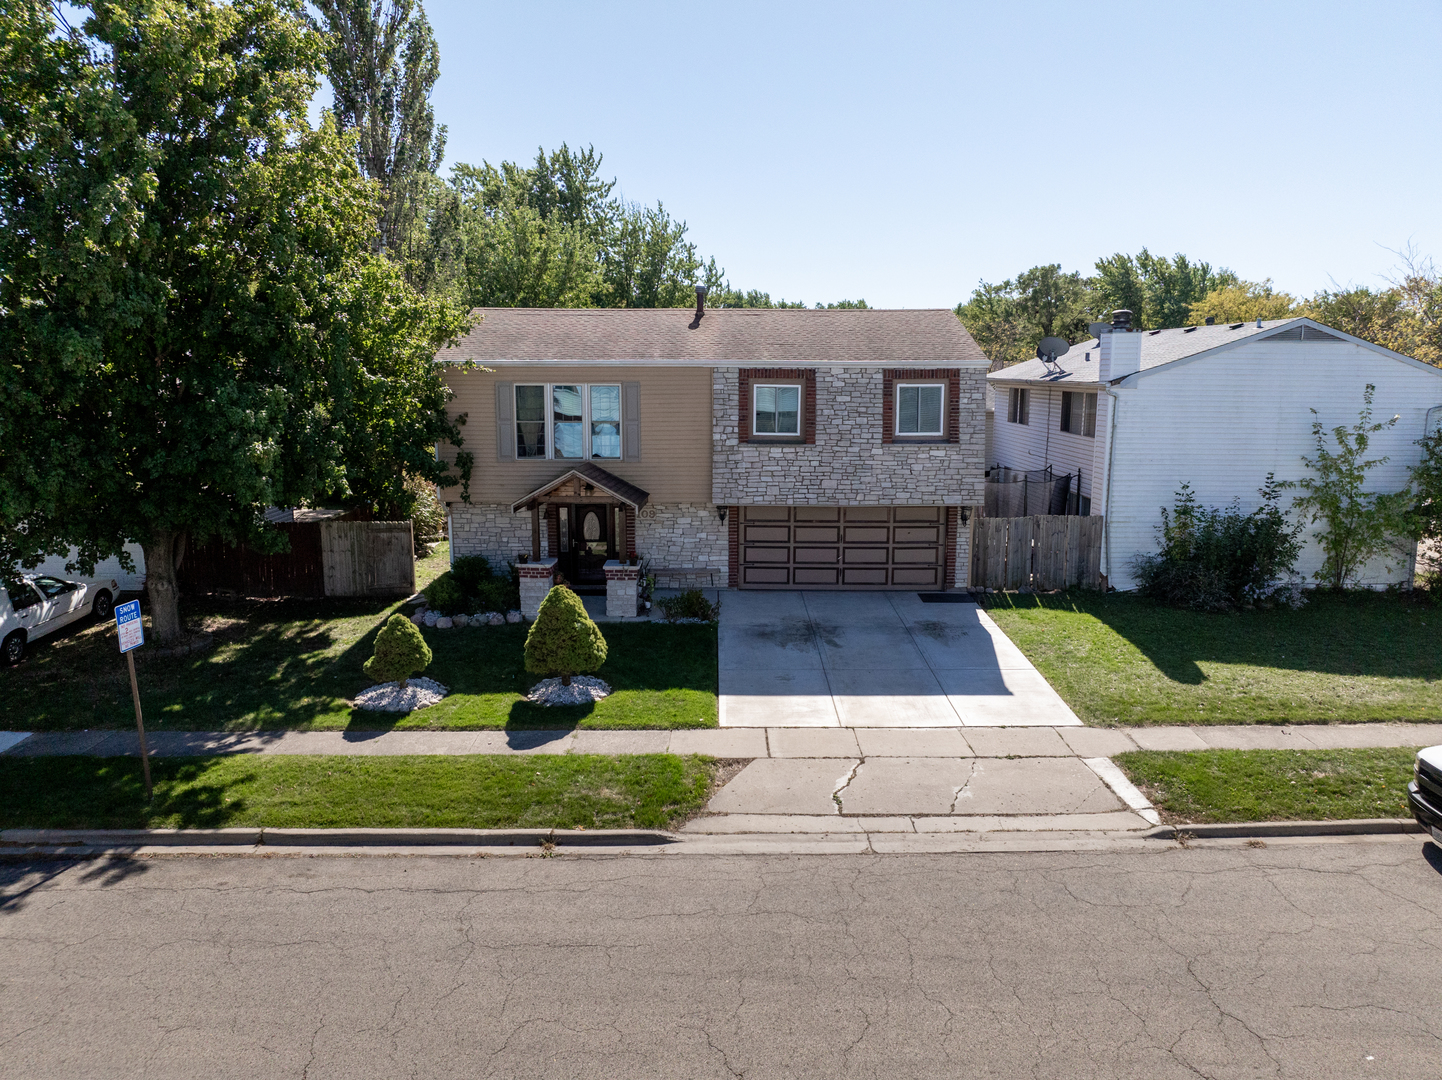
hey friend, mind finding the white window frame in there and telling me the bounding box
[894,382,946,437]
[1008,387,1030,426]
[751,382,803,438]
[1059,390,1097,438]
[513,383,622,461]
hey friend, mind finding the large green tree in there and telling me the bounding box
[0,0,464,641]
[313,0,446,260]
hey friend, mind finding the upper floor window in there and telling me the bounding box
[1007,387,1030,425]
[515,383,621,460]
[753,384,801,436]
[1060,390,1097,437]
[895,383,944,436]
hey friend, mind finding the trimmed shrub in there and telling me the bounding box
[364,614,433,687]
[450,555,493,593]
[524,585,608,686]
[657,589,719,622]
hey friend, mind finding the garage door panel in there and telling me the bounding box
[794,526,839,543]
[744,546,792,563]
[794,567,840,585]
[843,567,889,585]
[893,567,940,586]
[743,566,790,584]
[793,547,839,564]
[843,547,889,564]
[740,506,950,591]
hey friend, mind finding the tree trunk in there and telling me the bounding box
[143,528,184,644]
[560,674,572,686]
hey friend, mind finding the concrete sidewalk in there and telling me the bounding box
[4,722,1437,759]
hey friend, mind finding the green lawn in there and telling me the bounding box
[984,589,1442,725]
[5,539,717,732]
[1114,748,1418,824]
[0,754,717,831]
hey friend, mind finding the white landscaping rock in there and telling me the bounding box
[525,676,612,706]
[410,612,426,626]
[452,614,469,627]
[423,611,440,627]
[435,616,454,629]
[354,676,449,713]
[505,610,522,624]
[487,613,505,626]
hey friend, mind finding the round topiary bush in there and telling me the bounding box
[364,614,434,688]
[524,584,607,686]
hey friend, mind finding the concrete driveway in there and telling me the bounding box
[718,591,1080,728]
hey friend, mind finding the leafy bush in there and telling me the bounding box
[524,585,608,686]
[1133,476,1303,611]
[422,572,466,614]
[657,589,719,622]
[405,473,447,555]
[364,614,433,687]
[422,558,519,614]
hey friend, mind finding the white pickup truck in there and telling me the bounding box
[1,574,118,664]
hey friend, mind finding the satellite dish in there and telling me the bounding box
[1036,336,1070,361]
[1088,322,1108,340]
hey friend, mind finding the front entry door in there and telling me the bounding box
[560,504,616,593]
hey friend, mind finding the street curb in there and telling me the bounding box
[1142,818,1425,840]
[0,827,676,850]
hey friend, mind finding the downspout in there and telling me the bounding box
[1102,385,1122,586]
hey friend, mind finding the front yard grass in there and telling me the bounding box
[984,589,1442,725]
[0,754,717,831]
[1114,748,1417,824]
[4,546,717,732]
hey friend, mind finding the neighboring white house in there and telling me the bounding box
[988,312,1442,590]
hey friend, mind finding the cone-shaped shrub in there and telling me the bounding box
[524,584,608,686]
[364,614,433,687]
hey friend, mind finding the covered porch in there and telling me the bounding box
[512,462,649,594]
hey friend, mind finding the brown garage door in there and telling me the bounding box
[739,506,948,589]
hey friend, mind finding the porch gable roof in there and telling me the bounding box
[510,461,651,513]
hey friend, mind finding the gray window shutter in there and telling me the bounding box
[622,381,641,460]
[496,382,514,460]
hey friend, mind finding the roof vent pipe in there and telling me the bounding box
[1110,309,1133,330]
[1205,315,1215,325]
[694,283,708,319]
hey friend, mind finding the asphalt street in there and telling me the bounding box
[2,839,1440,1079]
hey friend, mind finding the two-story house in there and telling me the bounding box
[435,299,988,594]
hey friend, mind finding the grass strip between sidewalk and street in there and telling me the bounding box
[1113,748,1418,824]
[984,589,1442,725]
[0,754,718,832]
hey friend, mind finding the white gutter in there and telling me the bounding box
[1102,385,1123,586]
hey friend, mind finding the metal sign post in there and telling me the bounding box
[114,600,151,799]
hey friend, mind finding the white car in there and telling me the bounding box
[1,574,118,665]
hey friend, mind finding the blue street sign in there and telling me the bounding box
[115,599,144,653]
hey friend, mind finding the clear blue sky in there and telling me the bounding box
[417,1,1440,308]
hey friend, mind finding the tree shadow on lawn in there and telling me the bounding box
[4,593,403,732]
[992,589,1442,687]
[0,756,254,831]
[342,621,718,734]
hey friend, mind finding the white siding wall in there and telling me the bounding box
[988,384,1106,503]
[1104,340,1442,589]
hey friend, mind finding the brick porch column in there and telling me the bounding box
[517,557,558,619]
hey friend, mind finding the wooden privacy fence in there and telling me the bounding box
[971,515,1104,590]
[321,520,415,598]
[180,519,414,598]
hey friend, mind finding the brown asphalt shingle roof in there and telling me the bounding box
[438,307,987,367]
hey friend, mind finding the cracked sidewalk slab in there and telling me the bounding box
[705,758,859,816]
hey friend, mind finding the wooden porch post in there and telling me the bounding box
[530,505,541,561]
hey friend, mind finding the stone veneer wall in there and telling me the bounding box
[634,503,728,585]
[712,366,986,506]
[448,504,541,568]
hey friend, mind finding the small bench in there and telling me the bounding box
[649,567,719,589]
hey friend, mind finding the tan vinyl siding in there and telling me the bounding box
[439,365,712,504]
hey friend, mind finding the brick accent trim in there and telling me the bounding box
[738,368,816,444]
[545,504,559,558]
[944,506,958,590]
[623,506,636,560]
[727,506,740,587]
[882,368,962,445]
